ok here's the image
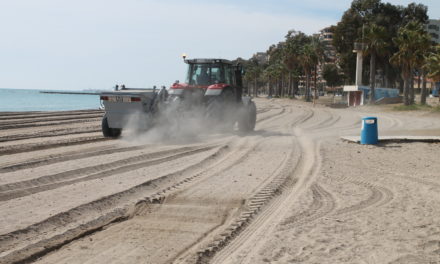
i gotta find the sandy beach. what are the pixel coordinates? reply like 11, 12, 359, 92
1, 98, 440, 264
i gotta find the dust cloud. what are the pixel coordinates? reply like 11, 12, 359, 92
120, 95, 237, 145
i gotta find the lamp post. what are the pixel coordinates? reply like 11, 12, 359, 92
353, 42, 365, 86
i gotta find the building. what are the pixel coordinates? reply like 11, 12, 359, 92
297, 26, 340, 96
319, 27, 337, 62
317, 26, 338, 92
426, 19, 440, 44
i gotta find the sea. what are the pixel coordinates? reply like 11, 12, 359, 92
0, 88, 102, 112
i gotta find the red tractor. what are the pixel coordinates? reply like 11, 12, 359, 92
168, 58, 256, 132
99, 58, 256, 138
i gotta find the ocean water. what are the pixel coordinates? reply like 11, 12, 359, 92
0, 88, 102, 112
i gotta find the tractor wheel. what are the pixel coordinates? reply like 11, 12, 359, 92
238, 101, 256, 132
102, 116, 121, 138
206, 97, 223, 126
102, 116, 112, 138
206, 89, 237, 132
112, 128, 122, 138
221, 89, 238, 128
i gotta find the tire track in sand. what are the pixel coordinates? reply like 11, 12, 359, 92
304, 109, 341, 131
279, 183, 335, 228
255, 105, 286, 123
0, 142, 238, 264
0, 144, 197, 173
197, 117, 328, 264
0, 135, 107, 156
0, 145, 217, 202
318, 148, 395, 216
1, 134, 266, 264
38, 138, 268, 264
24, 104, 300, 264
0, 126, 101, 143
0, 110, 103, 121
0, 116, 101, 130
334, 179, 394, 215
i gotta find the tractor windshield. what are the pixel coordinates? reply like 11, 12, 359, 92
186, 63, 234, 86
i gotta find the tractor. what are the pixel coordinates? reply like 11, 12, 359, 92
168, 58, 256, 132
100, 58, 256, 138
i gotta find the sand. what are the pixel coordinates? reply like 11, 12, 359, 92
0, 98, 439, 264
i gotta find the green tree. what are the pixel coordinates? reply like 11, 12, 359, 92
402, 3, 429, 25
333, 0, 382, 84
322, 64, 343, 87
298, 42, 316, 101
391, 21, 431, 105
421, 44, 440, 103
363, 23, 388, 103
351, 0, 382, 21
333, 8, 362, 84
263, 63, 285, 97
425, 45, 440, 81
284, 30, 309, 97
310, 36, 327, 103
332, 0, 429, 89
266, 43, 286, 97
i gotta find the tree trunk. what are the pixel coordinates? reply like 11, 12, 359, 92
281, 73, 285, 97
268, 77, 272, 97
313, 65, 318, 106
369, 53, 376, 104
403, 72, 410, 106
289, 72, 293, 98
384, 63, 390, 88
277, 79, 281, 97
420, 71, 427, 105
254, 77, 258, 97
293, 80, 298, 97
417, 72, 421, 89
305, 71, 311, 102
399, 78, 404, 93
267, 77, 270, 95
410, 68, 415, 105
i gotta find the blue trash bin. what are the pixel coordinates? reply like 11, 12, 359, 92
361, 117, 378, 144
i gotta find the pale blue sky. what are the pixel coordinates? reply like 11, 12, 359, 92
0, 0, 438, 90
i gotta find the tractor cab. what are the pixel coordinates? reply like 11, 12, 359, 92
169, 58, 243, 102
185, 59, 235, 86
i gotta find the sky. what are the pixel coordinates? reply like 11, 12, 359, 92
0, 0, 438, 90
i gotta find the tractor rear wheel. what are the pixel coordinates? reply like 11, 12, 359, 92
206, 97, 223, 128
238, 101, 256, 132
206, 89, 238, 131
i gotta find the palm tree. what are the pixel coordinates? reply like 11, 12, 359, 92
283, 30, 309, 98
390, 21, 431, 105
424, 44, 440, 102
424, 45, 440, 81
265, 43, 287, 97
298, 42, 316, 102
262, 63, 282, 97
363, 23, 388, 104
243, 58, 262, 97
310, 36, 326, 104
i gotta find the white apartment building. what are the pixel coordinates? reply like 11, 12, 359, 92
426, 19, 440, 44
